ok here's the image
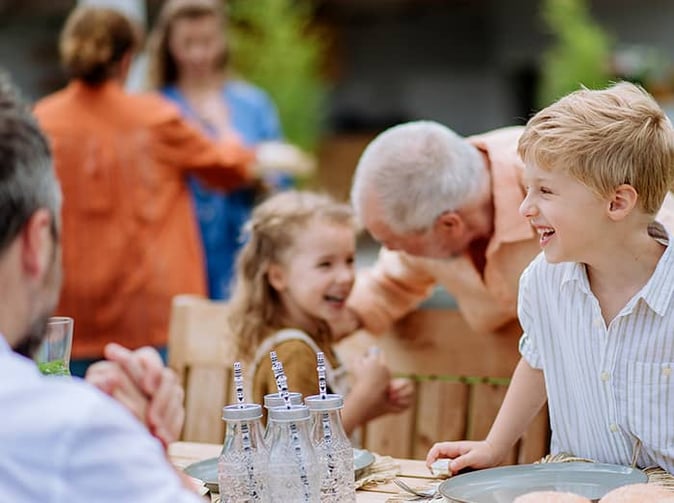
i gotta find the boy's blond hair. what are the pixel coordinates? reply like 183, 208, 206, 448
227, 190, 354, 361
519, 82, 674, 215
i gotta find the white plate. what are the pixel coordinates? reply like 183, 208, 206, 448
439, 462, 647, 502
185, 448, 375, 493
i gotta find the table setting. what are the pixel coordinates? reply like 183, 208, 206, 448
169, 352, 674, 502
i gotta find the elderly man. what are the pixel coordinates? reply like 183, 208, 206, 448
0, 74, 200, 502
348, 120, 674, 336
347, 121, 538, 336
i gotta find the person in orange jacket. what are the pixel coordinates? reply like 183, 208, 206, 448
33, 5, 262, 376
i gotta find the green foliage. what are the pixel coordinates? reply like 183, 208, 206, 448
537, 0, 613, 108
227, 0, 327, 152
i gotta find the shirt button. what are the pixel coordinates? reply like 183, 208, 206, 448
609, 423, 619, 433
663, 367, 672, 377
600, 371, 610, 382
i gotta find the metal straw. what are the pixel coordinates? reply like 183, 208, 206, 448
316, 352, 336, 484
270, 352, 311, 501
270, 351, 292, 409
233, 361, 245, 408
317, 352, 328, 399
231, 362, 260, 501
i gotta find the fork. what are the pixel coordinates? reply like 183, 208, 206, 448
393, 478, 441, 500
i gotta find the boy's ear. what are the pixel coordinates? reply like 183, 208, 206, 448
607, 184, 638, 221
267, 262, 286, 291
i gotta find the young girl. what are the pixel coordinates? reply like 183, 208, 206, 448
228, 190, 414, 435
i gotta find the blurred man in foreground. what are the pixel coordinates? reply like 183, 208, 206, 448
0, 73, 201, 502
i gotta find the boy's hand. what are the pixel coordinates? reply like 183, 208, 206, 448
387, 377, 414, 412
425, 440, 503, 475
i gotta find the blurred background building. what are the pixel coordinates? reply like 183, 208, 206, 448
2, 0, 674, 198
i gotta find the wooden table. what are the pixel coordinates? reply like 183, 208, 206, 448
169, 441, 439, 502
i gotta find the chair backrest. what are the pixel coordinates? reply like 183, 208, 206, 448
335, 308, 550, 463
168, 294, 235, 443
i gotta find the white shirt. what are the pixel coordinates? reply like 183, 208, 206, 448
0, 336, 202, 503
519, 227, 674, 472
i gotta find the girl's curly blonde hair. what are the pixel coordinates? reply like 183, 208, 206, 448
227, 190, 354, 361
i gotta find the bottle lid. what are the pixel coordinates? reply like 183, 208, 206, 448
305, 394, 343, 411
222, 403, 262, 421
268, 404, 311, 422
264, 391, 303, 409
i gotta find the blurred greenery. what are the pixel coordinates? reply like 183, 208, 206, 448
537, 0, 613, 109
228, 0, 327, 152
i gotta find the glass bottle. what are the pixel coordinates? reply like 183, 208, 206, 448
263, 391, 303, 442
305, 394, 356, 502
267, 404, 320, 502
218, 403, 269, 503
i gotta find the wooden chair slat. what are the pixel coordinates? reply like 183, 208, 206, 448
412, 381, 469, 459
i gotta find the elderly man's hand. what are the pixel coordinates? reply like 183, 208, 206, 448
85, 343, 185, 449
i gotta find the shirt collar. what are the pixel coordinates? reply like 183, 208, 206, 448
468, 129, 536, 257
560, 222, 674, 316
0, 333, 11, 355
636, 223, 674, 316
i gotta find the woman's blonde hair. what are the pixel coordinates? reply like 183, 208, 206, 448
519, 81, 674, 215
146, 0, 228, 89
60, 6, 140, 85
228, 190, 354, 361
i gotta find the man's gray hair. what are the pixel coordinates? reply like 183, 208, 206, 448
0, 72, 61, 253
351, 120, 487, 234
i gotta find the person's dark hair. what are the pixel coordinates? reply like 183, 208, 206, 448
0, 71, 61, 253
60, 6, 141, 85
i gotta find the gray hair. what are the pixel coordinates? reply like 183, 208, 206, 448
351, 121, 487, 234
0, 72, 61, 253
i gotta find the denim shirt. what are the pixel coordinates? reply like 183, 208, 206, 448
162, 81, 285, 299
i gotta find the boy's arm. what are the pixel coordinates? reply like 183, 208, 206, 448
426, 358, 546, 473
484, 358, 547, 455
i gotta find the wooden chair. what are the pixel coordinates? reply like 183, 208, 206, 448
335, 308, 550, 464
167, 294, 235, 444
168, 294, 550, 461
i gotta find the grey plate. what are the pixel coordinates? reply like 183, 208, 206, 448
183, 457, 220, 493
354, 448, 376, 481
185, 448, 375, 494
439, 462, 647, 503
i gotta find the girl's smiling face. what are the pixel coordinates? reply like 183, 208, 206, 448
268, 218, 355, 332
